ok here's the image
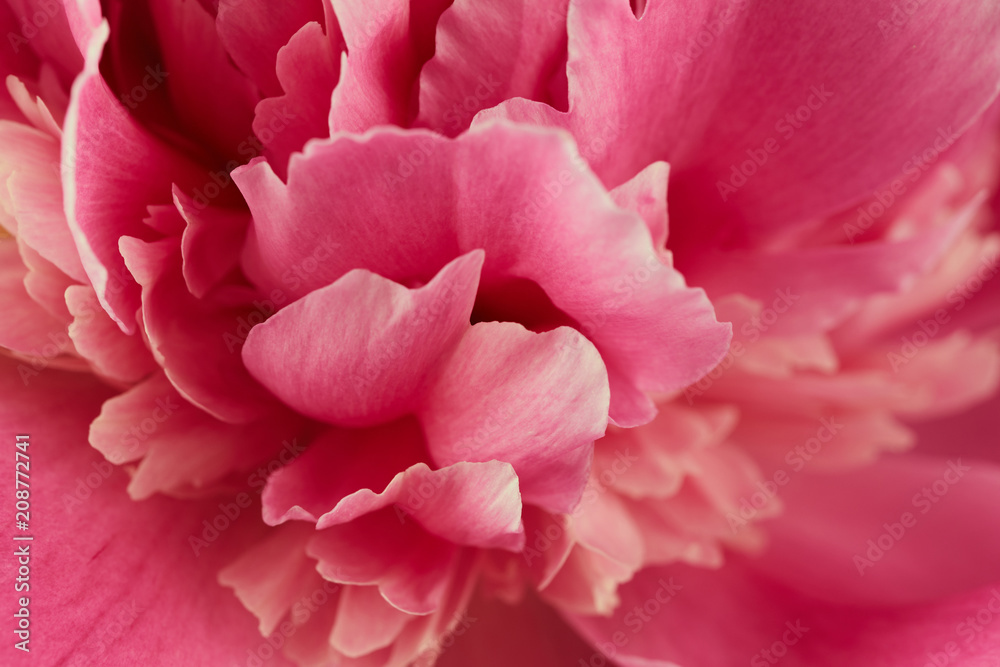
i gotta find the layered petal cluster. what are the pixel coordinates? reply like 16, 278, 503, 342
1, 0, 1000, 666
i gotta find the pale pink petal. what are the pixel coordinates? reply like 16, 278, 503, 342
610, 161, 670, 250
218, 522, 323, 636
307, 511, 461, 615
243, 251, 483, 427
0, 238, 72, 356
65, 284, 157, 384
330, 585, 413, 658
0, 120, 87, 281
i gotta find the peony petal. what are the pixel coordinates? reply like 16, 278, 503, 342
236, 122, 730, 423
0, 356, 277, 665
65, 284, 157, 383
244, 251, 483, 427
327, 0, 450, 133
435, 589, 607, 667
0, 238, 72, 357
751, 452, 1000, 605
307, 510, 461, 615
610, 161, 670, 250
62, 21, 205, 333
483, 0, 1000, 246
420, 321, 608, 515
216, 0, 326, 98
119, 236, 279, 424
1, 120, 86, 281
687, 196, 982, 335
218, 522, 323, 637
146, 0, 258, 157
173, 186, 248, 298
330, 585, 413, 658
567, 559, 1000, 667
253, 21, 341, 175
416, 0, 569, 136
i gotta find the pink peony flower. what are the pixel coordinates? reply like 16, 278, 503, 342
2, 0, 1000, 665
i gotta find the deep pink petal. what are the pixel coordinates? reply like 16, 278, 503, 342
416, 0, 569, 136
119, 236, 279, 423
420, 322, 608, 514
0, 357, 278, 665
751, 453, 1000, 605
62, 22, 205, 333
216, 0, 326, 98
147, 0, 258, 157
327, 0, 450, 133
254, 21, 341, 176
568, 559, 1000, 667
435, 590, 606, 667
174, 187, 248, 298
482, 0, 1000, 246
